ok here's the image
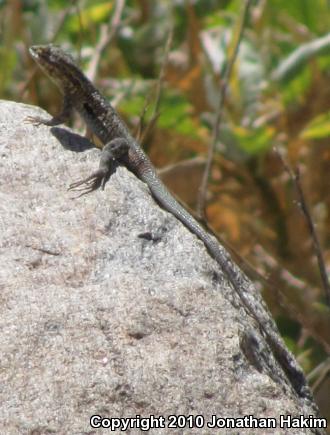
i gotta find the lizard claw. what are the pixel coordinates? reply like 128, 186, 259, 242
24, 115, 43, 126
25, 115, 63, 127
24, 115, 52, 126
68, 170, 107, 197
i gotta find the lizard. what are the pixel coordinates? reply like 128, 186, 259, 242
28, 44, 312, 402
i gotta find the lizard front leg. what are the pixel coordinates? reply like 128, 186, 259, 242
26, 94, 73, 126
68, 137, 129, 196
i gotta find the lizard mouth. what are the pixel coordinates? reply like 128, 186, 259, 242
29, 45, 53, 68
29, 45, 43, 60
29, 45, 76, 69
29, 48, 37, 60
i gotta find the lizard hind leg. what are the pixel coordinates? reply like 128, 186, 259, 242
68, 137, 129, 196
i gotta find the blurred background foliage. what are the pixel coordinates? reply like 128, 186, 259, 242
1, 0, 330, 420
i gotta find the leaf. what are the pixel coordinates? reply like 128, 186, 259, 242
65, 2, 113, 32
272, 33, 330, 83
301, 112, 330, 139
201, 26, 264, 118
119, 90, 205, 140
231, 125, 275, 155
157, 94, 200, 138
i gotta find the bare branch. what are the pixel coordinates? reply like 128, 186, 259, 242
308, 357, 330, 393
86, 0, 126, 82
197, 0, 252, 219
294, 168, 330, 306
276, 149, 330, 307
138, 26, 173, 144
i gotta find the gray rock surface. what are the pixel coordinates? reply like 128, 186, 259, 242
0, 101, 325, 434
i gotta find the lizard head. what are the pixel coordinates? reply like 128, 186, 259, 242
29, 45, 89, 94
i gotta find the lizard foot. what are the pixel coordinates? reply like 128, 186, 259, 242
68, 139, 125, 197
68, 169, 109, 197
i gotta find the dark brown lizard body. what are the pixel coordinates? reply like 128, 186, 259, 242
29, 45, 311, 401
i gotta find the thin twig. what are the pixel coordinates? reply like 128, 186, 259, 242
86, 0, 126, 82
308, 357, 330, 392
294, 168, 330, 306
134, 91, 153, 140
73, 0, 83, 62
197, 0, 252, 219
138, 26, 173, 145
54, 0, 80, 43
276, 149, 330, 307
254, 244, 330, 354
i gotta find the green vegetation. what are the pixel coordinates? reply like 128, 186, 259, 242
1, 0, 330, 419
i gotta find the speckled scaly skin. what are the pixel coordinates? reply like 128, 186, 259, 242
29, 44, 311, 401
